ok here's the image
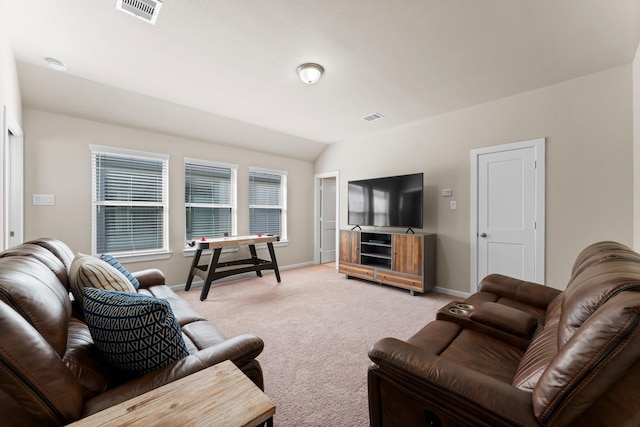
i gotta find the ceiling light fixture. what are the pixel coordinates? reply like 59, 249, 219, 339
297, 63, 324, 84
45, 57, 67, 72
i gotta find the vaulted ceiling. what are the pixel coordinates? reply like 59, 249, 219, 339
5, 1, 640, 161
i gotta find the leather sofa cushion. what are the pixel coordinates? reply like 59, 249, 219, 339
83, 288, 189, 377
63, 317, 118, 399
407, 321, 525, 385
69, 254, 136, 309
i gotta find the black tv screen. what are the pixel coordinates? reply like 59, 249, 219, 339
348, 173, 423, 228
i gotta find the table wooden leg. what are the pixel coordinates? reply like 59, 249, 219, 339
200, 248, 222, 301
267, 242, 281, 283
248, 244, 263, 277
185, 249, 202, 291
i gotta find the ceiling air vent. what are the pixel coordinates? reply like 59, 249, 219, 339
361, 112, 385, 122
116, 0, 163, 25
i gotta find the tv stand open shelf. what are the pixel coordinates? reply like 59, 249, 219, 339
339, 230, 436, 295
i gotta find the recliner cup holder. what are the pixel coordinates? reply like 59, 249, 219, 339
449, 303, 475, 316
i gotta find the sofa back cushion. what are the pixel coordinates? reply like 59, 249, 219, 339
532, 291, 640, 426
570, 241, 640, 280
0, 243, 70, 287
0, 300, 84, 426
0, 255, 71, 356
27, 237, 75, 273
559, 255, 640, 346
512, 297, 561, 391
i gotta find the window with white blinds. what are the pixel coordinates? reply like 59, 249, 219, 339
185, 159, 237, 241
249, 167, 287, 240
91, 146, 169, 257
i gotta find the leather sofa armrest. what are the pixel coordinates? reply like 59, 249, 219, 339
469, 302, 538, 339
81, 334, 264, 418
368, 337, 538, 426
132, 268, 166, 289
479, 274, 562, 309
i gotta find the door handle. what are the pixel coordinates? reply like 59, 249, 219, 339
480, 233, 487, 238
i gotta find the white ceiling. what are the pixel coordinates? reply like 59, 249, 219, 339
5, 1, 640, 161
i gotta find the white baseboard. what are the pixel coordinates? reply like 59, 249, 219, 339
432, 286, 470, 299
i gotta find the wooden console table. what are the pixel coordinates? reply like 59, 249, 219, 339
67, 360, 275, 427
185, 235, 281, 301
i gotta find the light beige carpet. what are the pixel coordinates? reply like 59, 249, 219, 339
176, 263, 454, 426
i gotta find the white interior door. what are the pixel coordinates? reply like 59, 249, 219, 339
320, 177, 336, 263
471, 138, 545, 291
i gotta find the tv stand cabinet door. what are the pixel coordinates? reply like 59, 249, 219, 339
392, 235, 423, 276
339, 230, 360, 264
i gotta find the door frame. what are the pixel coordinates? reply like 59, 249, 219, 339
313, 171, 340, 267
3, 106, 24, 251
469, 138, 545, 292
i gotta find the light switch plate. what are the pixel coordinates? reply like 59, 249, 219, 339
33, 194, 55, 206
450, 200, 457, 210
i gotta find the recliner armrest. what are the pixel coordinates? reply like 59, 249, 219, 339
469, 302, 538, 339
479, 274, 562, 310
132, 268, 166, 289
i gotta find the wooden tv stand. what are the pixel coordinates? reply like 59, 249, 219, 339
338, 230, 436, 295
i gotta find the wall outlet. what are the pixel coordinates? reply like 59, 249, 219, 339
450, 200, 457, 210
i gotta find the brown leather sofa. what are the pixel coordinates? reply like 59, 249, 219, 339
368, 241, 640, 426
0, 238, 265, 426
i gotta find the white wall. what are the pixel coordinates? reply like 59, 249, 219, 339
23, 109, 315, 286
316, 66, 633, 293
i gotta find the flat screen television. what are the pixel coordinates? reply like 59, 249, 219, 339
347, 172, 423, 229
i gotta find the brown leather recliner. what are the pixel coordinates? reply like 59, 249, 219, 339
0, 238, 265, 426
368, 241, 640, 426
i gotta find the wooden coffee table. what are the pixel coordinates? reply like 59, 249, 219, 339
68, 360, 275, 427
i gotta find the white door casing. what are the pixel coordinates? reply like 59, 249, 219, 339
320, 177, 337, 263
470, 138, 545, 292
313, 171, 340, 266
3, 106, 24, 250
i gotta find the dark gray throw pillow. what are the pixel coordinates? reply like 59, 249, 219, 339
83, 287, 188, 377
